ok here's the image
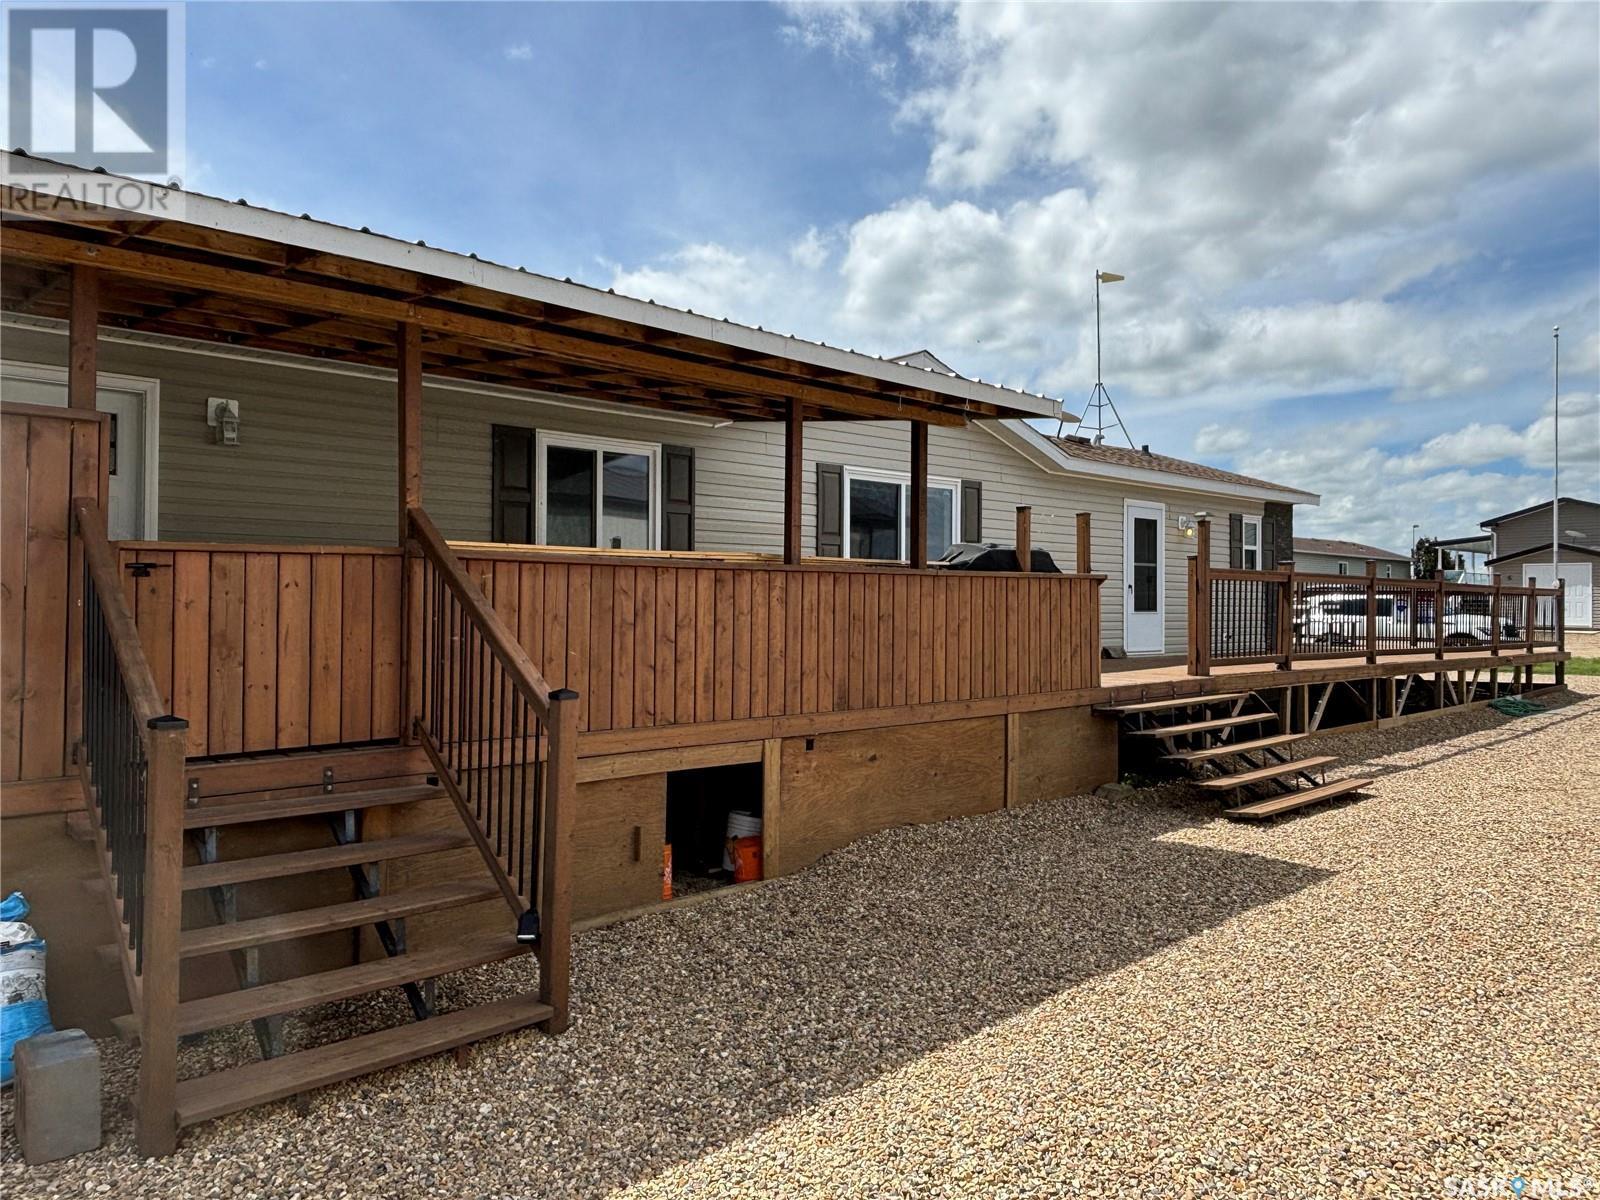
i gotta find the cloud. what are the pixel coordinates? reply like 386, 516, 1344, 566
789, 227, 832, 271
604, 2, 1597, 552
1193, 425, 1250, 456
504, 42, 533, 62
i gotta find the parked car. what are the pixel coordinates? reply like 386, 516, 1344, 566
1293, 590, 1519, 648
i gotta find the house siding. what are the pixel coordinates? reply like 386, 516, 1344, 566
1, 325, 1272, 656
1490, 501, 1600, 560
1295, 551, 1408, 578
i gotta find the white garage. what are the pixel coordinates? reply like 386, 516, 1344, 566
1522, 560, 1595, 629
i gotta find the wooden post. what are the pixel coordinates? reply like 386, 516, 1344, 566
538, 688, 579, 1034
397, 322, 422, 541
909, 421, 929, 568
1364, 559, 1378, 664
397, 322, 422, 742
1490, 573, 1502, 657
783, 400, 803, 565
1433, 569, 1445, 660
1277, 559, 1295, 670
1075, 512, 1092, 575
1524, 584, 1535, 653
1014, 506, 1032, 573
1555, 578, 1566, 686
68, 266, 99, 410
136, 716, 188, 1158
1190, 517, 1212, 677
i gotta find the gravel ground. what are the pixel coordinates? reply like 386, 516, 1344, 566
5, 680, 1598, 1199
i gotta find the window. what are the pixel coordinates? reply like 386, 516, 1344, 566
535, 431, 660, 550
1337, 561, 1349, 576
842, 467, 959, 562
1240, 515, 1262, 570
1382, 563, 1393, 578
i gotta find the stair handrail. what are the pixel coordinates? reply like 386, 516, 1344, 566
72, 497, 187, 1157
405, 504, 575, 1034
408, 506, 553, 718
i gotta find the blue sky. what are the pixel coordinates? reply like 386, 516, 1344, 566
178, 2, 1598, 553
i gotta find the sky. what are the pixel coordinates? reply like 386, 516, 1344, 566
175, 0, 1599, 554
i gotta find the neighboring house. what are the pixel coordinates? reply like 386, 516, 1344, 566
0, 326, 1316, 659
1480, 497, 1598, 629
1292, 538, 1410, 579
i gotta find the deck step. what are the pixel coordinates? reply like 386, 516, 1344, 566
1096, 692, 1250, 716
1164, 734, 1306, 764
180, 880, 503, 958
171, 934, 529, 1036
174, 990, 553, 1127
1197, 756, 1337, 790
184, 784, 444, 830
1224, 777, 1373, 820
1127, 712, 1278, 738
182, 832, 470, 890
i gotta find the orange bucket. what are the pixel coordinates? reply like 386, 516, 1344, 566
730, 835, 762, 883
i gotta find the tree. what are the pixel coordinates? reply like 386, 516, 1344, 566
1412, 538, 1460, 578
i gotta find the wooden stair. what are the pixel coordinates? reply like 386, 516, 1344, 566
1098, 691, 1371, 821
1223, 777, 1373, 820
173, 991, 554, 1127
120, 765, 554, 1134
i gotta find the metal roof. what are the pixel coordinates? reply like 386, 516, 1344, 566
0, 151, 1064, 425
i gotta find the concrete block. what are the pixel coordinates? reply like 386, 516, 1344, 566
13, 1029, 101, 1164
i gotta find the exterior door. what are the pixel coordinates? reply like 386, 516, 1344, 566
1124, 501, 1165, 653
1523, 561, 1593, 629
0, 369, 148, 540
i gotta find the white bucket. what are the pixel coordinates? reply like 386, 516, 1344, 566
722, 810, 763, 870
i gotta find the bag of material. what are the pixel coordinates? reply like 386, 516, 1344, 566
0, 892, 54, 1086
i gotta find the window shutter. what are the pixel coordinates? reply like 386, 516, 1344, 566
1228, 512, 1244, 569
960, 479, 983, 542
491, 425, 535, 544
662, 444, 695, 551
1262, 501, 1293, 570
816, 463, 844, 557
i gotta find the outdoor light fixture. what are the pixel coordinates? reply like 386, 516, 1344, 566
1177, 514, 1197, 538
207, 397, 241, 446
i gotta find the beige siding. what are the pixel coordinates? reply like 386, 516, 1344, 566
1493, 502, 1600, 559
1296, 551, 1407, 578
1, 326, 1273, 655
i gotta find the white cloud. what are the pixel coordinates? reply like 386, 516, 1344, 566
504, 43, 533, 62
789, 227, 832, 271
1193, 425, 1250, 456
605, 3, 1598, 550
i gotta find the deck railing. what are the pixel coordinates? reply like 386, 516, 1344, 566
1188, 518, 1564, 676
74, 498, 188, 1157
407, 507, 575, 1032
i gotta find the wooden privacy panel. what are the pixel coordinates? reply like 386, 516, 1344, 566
115, 544, 403, 757
458, 554, 1102, 736
1, 405, 106, 783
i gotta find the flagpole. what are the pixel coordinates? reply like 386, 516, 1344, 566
1552, 326, 1560, 584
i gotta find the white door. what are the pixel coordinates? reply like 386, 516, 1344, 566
1124, 501, 1165, 653
1523, 561, 1594, 629
0, 370, 150, 540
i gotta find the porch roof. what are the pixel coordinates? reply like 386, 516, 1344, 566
0, 152, 1064, 427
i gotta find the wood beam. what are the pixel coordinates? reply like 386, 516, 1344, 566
68, 265, 99, 409
1015, 505, 1032, 573
1, 226, 976, 424
909, 421, 929, 568
784, 399, 804, 565
397, 322, 422, 543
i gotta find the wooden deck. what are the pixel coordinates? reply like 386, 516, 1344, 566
1101, 646, 1566, 704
